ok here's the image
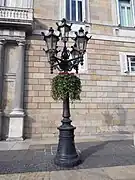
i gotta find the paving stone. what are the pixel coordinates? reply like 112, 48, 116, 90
104, 166, 135, 180
0, 150, 19, 161
0, 174, 20, 180
19, 172, 50, 180
29, 145, 46, 150
0, 142, 16, 151
45, 149, 52, 155
13, 150, 28, 161
11, 143, 30, 150
50, 169, 112, 180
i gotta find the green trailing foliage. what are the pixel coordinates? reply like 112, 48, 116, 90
51, 73, 82, 101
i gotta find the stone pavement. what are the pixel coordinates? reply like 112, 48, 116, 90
0, 133, 135, 179
0, 132, 133, 151
1, 165, 135, 180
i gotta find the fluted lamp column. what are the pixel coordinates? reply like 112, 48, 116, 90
7, 40, 25, 141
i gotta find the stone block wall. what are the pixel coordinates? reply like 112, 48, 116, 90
20, 0, 135, 139
34, 0, 112, 23
24, 38, 135, 139
1, 0, 132, 140
90, 0, 112, 24
33, 0, 114, 36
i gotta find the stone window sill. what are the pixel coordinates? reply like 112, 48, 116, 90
114, 26, 135, 37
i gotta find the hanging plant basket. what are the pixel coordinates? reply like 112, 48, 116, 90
51, 72, 82, 101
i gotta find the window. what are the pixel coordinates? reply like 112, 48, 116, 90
127, 56, 135, 72
117, 0, 134, 27
66, 0, 86, 22
119, 52, 135, 74
0, 0, 32, 8
0, 0, 5, 6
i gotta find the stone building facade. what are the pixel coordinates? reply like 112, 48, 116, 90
1, 0, 135, 140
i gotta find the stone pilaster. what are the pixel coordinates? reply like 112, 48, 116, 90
7, 40, 25, 141
0, 39, 5, 140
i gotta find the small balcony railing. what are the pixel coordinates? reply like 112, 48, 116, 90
0, 7, 33, 24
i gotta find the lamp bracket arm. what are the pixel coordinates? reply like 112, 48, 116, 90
53, 56, 64, 63
69, 65, 74, 71
53, 56, 61, 64
52, 63, 59, 68
43, 48, 48, 54
68, 57, 81, 62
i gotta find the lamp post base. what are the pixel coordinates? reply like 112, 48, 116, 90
54, 119, 81, 167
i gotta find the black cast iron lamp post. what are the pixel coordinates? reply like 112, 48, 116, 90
42, 18, 91, 167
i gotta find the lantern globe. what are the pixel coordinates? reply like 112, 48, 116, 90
43, 27, 59, 51
75, 27, 89, 53
57, 18, 72, 41
70, 44, 80, 59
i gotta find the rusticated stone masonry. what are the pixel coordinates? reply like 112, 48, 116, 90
23, 38, 135, 139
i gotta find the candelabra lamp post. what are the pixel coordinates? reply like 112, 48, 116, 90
42, 18, 91, 167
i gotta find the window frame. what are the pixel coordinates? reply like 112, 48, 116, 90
60, 0, 89, 23
120, 52, 135, 75
127, 55, 135, 73
0, 0, 6, 6
116, 0, 135, 27
0, 0, 33, 8
119, 0, 134, 27
66, 0, 85, 22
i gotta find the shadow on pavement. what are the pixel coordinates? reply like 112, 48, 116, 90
0, 140, 135, 174
80, 141, 109, 163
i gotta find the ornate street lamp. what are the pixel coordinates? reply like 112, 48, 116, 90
42, 18, 91, 167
